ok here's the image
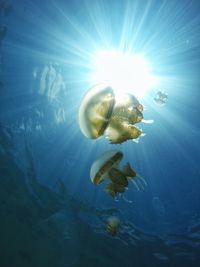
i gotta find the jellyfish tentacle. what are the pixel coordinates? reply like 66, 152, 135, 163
134, 178, 145, 190
142, 119, 154, 124
122, 194, 133, 204
114, 196, 120, 202
136, 174, 147, 187
130, 179, 140, 191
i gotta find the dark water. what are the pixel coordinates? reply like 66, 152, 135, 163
0, 0, 200, 266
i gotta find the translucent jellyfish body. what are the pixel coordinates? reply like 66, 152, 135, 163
78, 84, 145, 144
90, 150, 147, 198
154, 91, 168, 105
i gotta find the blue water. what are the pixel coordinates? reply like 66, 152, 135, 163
0, 0, 200, 266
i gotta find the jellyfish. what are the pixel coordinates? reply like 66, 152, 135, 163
152, 197, 165, 217
154, 91, 168, 105
90, 150, 147, 199
106, 216, 120, 235
78, 84, 145, 144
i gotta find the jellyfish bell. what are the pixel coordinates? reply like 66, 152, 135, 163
115, 93, 143, 109
107, 216, 120, 227
154, 98, 165, 105
158, 91, 168, 98
106, 216, 120, 235
90, 150, 123, 185
154, 91, 168, 105
78, 84, 115, 139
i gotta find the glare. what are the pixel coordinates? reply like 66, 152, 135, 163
91, 50, 155, 99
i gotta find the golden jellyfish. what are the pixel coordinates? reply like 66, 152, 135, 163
78, 84, 146, 144
106, 216, 120, 235
90, 150, 147, 199
154, 91, 168, 105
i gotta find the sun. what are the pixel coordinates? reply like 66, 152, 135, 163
90, 50, 155, 99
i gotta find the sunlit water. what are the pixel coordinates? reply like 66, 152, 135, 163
0, 1, 200, 266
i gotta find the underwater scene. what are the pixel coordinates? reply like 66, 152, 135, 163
0, 0, 200, 266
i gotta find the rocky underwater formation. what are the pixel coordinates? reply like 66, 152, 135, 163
0, 124, 116, 267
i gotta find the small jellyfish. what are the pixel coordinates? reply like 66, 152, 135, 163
106, 216, 120, 235
154, 91, 168, 105
152, 197, 165, 217
90, 150, 147, 199
78, 84, 145, 144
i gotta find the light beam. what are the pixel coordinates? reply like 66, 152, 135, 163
91, 50, 155, 99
